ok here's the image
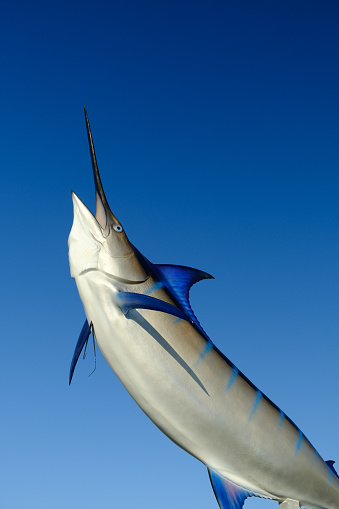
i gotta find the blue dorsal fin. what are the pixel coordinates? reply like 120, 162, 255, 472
155, 264, 214, 339
131, 246, 213, 341
69, 320, 91, 385
208, 469, 254, 509
326, 460, 339, 478
116, 292, 192, 323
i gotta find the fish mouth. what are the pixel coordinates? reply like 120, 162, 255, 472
79, 267, 148, 285
84, 107, 122, 236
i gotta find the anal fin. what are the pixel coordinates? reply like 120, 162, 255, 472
208, 469, 254, 509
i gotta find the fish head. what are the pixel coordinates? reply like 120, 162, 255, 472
68, 109, 148, 283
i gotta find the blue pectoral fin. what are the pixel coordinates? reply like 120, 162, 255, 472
208, 469, 254, 509
116, 292, 192, 323
69, 320, 92, 385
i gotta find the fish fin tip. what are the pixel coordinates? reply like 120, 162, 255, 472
326, 460, 339, 478
69, 320, 91, 385
156, 264, 214, 289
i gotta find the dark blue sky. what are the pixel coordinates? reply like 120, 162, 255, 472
1, 1, 339, 508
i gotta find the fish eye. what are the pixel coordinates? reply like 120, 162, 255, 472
113, 224, 123, 233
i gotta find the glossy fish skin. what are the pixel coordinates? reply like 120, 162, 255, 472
68, 109, 339, 509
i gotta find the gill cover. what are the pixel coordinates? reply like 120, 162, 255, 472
68, 109, 147, 282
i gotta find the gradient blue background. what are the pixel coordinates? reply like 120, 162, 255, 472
1, 1, 338, 508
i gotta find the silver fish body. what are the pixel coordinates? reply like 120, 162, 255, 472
68, 110, 339, 509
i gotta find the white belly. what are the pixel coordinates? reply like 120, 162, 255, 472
74, 269, 339, 509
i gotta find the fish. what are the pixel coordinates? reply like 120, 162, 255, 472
68, 108, 339, 509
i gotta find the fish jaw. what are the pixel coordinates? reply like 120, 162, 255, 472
68, 191, 148, 282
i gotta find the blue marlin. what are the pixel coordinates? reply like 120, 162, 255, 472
68, 109, 339, 509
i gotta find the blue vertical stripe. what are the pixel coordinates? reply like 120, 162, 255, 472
249, 391, 262, 421
227, 367, 238, 390
326, 468, 333, 490
194, 342, 213, 366
145, 281, 163, 294
295, 430, 303, 455
279, 410, 284, 427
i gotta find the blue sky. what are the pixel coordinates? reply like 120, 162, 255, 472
1, 1, 339, 508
